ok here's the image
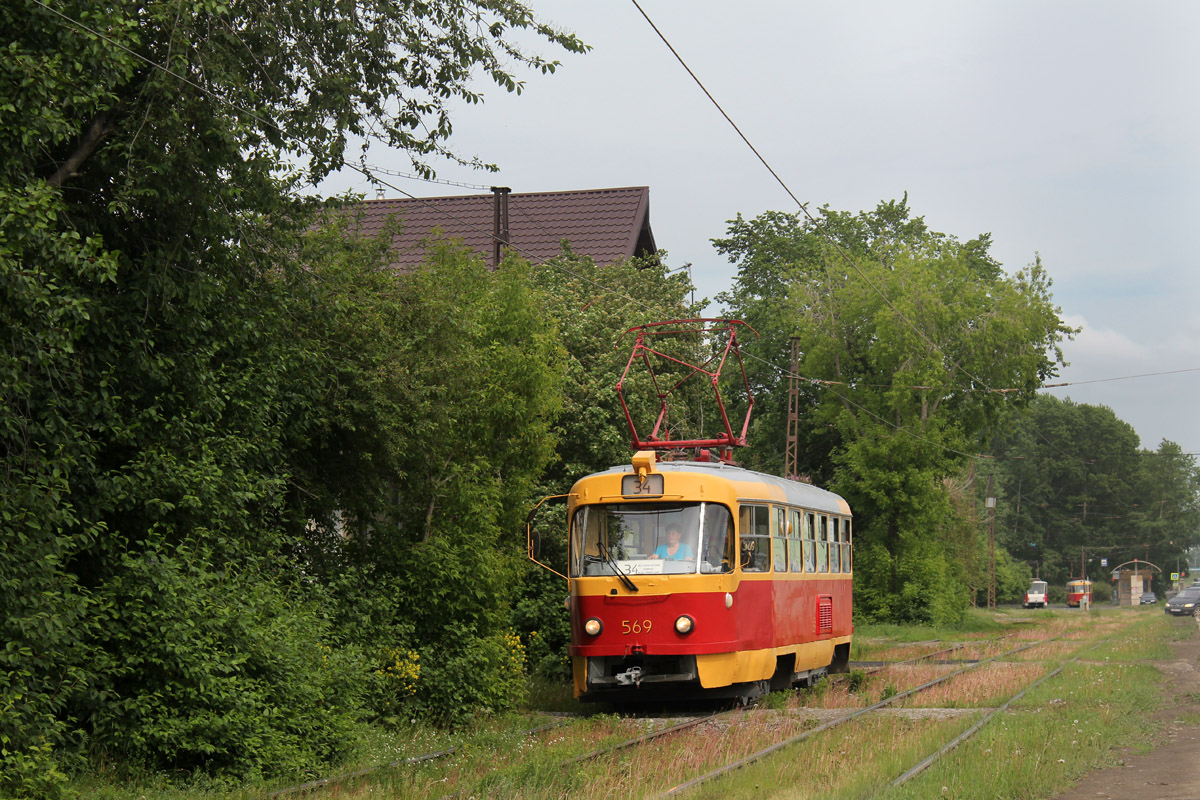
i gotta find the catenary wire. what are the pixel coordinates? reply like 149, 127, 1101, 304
37, 1, 1199, 466
628, 0, 1003, 398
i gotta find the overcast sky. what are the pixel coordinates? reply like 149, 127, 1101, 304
319, 0, 1200, 455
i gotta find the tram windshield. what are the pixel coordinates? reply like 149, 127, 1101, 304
569, 502, 735, 577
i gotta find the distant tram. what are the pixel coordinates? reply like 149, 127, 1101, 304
1066, 579, 1093, 608
562, 450, 853, 702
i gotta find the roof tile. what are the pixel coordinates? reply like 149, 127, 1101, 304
353, 186, 656, 269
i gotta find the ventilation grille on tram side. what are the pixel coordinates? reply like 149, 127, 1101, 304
816, 595, 833, 635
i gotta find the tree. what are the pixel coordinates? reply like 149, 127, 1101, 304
1, 1, 583, 794
988, 394, 1200, 588
295, 234, 564, 724
715, 198, 1072, 623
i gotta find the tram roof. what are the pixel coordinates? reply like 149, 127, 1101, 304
587, 459, 850, 515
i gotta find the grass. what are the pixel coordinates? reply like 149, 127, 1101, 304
68, 609, 1187, 799
670, 614, 1172, 800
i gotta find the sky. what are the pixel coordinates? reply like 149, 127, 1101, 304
318, 0, 1200, 455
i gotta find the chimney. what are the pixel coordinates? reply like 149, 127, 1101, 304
491, 186, 511, 268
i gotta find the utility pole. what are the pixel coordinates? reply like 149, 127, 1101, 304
987, 474, 996, 610
966, 461, 977, 607
785, 338, 800, 480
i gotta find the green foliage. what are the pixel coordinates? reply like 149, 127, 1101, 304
400, 627, 528, 725
529, 248, 699, 492
1, 0, 583, 794
286, 238, 564, 728
512, 563, 573, 681
991, 541, 1035, 604
988, 394, 1200, 589
716, 198, 1072, 624
87, 543, 361, 779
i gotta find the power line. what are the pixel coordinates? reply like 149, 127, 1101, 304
42, 2, 1196, 466
631, 0, 1114, 476
356, 163, 492, 192
629, 0, 1003, 399
1042, 366, 1200, 389
630, 2, 1134, 474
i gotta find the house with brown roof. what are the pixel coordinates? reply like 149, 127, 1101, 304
354, 186, 657, 269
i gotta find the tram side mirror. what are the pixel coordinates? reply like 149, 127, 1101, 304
524, 493, 570, 582
530, 529, 542, 560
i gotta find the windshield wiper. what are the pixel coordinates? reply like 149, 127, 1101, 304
598, 539, 638, 592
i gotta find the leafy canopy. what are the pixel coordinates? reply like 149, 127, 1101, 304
716, 198, 1073, 623
2, 0, 583, 794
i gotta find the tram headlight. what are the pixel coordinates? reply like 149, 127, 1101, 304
674, 615, 695, 635
584, 617, 603, 636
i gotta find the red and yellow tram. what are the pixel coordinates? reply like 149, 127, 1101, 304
1066, 579, 1092, 608
563, 450, 852, 702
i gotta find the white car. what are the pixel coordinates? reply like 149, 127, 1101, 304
1024, 580, 1049, 608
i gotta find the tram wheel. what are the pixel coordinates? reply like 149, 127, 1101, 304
738, 679, 770, 706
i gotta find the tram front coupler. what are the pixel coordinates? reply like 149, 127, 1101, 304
615, 666, 644, 687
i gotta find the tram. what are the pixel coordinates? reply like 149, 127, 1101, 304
562, 449, 853, 702
1066, 579, 1093, 608
529, 320, 853, 702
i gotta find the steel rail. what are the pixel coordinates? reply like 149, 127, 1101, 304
850, 632, 1015, 676
498, 638, 979, 790
266, 720, 567, 798
569, 635, 985, 771
655, 636, 1055, 797
890, 637, 1110, 787
435, 709, 736, 799
449, 637, 1006, 797
563, 711, 723, 765
855, 641, 970, 673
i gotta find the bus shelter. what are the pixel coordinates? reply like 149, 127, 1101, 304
1110, 560, 1162, 606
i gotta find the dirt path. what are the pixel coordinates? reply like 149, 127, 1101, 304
1050, 615, 1200, 800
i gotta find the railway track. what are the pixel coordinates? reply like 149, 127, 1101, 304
425, 638, 991, 798
269, 630, 1106, 799
656, 636, 1055, 796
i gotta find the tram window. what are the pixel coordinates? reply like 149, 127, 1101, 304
569, 508, 587, 576
700, 503, 735, 573
738, 504, 771, 572
816, 515, 829, 573
803, 511, 816, 573
570, 503, 703, 577
842, 518, 852, 572
788, 509, 803, 572
830, 518, 840, 572
772, 506, 787, 572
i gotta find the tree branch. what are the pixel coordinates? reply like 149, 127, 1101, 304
48, 112, 112, 188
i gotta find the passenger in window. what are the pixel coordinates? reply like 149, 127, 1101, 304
655, 524, 695, 561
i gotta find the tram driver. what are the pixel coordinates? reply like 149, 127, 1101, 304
654, 524, 695, 561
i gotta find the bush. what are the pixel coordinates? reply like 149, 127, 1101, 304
86, 543, 361, 780
398, 626, 527, 725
